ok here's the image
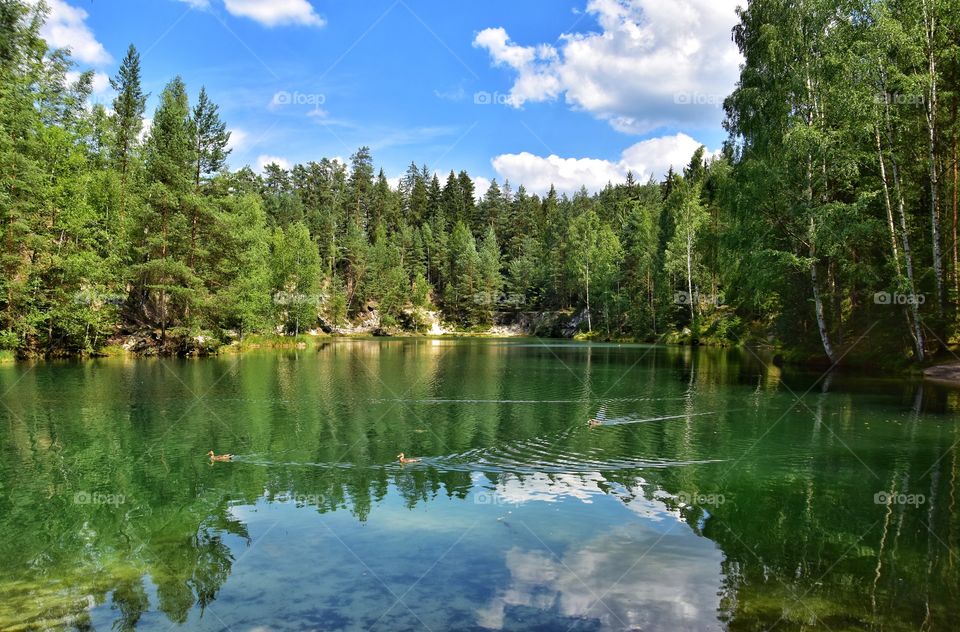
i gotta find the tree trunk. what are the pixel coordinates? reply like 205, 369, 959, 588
585, 264, 592, 332
648, 268, 656, 336
923, 0, 944, 316
161, 204, 168, 342
189, 205, 198, 271
686, 227, 695, 326
804, 61, 835, 364
876, 127, 903, 277
810, 218, 837, 364
884, 107, 926, 362
953, 100, 958, 302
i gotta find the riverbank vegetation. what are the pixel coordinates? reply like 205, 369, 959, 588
2, 0, 959, 368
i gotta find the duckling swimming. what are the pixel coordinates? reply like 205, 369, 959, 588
588, 419, 603, 428
208, 450, 233, 462
397, 452, 420, 464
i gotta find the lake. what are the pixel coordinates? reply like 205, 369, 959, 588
0, 339, 958, 631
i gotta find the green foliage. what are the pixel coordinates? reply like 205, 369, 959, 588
443, 221, 482, 326
0, 330, 18, 350
4, 0, 960, 365
271, 222, 321, 335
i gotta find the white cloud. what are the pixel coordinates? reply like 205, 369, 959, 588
138, 118, 153, 144
90, 71, 111, 94
226, 128, 248, 152
491, 132, 709, 195
256, 154, 292, 172
223, 0, 324, 27
473, 176, 492, 200
175, 0, 324, 27
35, 0, 112, 65
66, 70, 111, 96
473, 0, 742, 134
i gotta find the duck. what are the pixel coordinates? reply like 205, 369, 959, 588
397, 453, 420, 464
588, 418, 603, 428
207, 450, 233, 462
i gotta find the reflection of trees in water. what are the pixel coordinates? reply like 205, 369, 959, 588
699, 382, 960, 630
1, 345, 958, 630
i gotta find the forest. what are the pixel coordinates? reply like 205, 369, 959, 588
2, 0, 959, 368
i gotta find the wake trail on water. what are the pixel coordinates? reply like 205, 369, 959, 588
592, 409, 740, 426
369, 396, 690, 404
233, 408, 731, 474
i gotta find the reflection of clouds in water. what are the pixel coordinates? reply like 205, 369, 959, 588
478, 473, 680, 525
476, 473, 723, 631
475, 471, 606, 504
477, 529, 724, 631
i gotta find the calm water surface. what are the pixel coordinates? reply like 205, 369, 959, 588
0, 339, 958, 631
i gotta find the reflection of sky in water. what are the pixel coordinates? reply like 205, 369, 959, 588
86, 473, 722, 631
478, 531, 722, 631
476, 472, 723, 631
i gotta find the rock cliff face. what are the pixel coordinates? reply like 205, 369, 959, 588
116, 330, 221, 356
491, 309, 589, 338
105, 308, 595, 357
323, 308, 591, 338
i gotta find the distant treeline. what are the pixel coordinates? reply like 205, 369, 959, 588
2, 0, 959, 367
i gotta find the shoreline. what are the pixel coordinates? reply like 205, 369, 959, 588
1, 330, 739, 362
922, 363, 960, 387
6, 336, 960, 390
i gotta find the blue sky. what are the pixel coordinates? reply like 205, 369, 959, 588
41, 0, 743, 194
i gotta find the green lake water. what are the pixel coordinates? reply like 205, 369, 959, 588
0, 339, 958, 631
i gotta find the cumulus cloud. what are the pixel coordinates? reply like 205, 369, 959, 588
225, 0, 324, 27
34, 0, 112, 65
491, 132, 710, 195
473, 0, 741, 134
226, 128, 248, 152
181, 0, 325, 27
138, 118, 153, 144
473, 176, 492, 200
65, 70, 111, 97
256, 154, 292, 172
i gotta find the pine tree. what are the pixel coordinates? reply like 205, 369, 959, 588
191, 86, 231, 188
444, 221, 481, 326
110, 44, 146, 176
477, 225, 502, 323
135, 76, 199, 340
110, 44, 147, 223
